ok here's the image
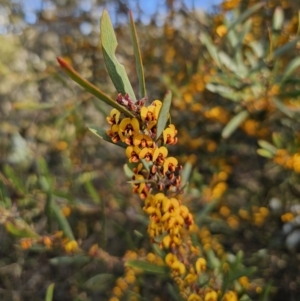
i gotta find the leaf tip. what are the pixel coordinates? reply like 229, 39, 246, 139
129, 10, 134, 19
57, 57, 68, 69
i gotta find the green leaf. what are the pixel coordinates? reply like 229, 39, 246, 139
219, 51, 238, 73
125, 260, 168, 274
57, 57, 134, 118
206, 249, 221, 268
133, 230, 144, 237
38, 157, 51, 179
240, 294, 252, 301
228, 266, 257, 283
272, 132, 283, 148
152, 243, 166, 259
273, 97, 295, 118
5, 220, 39, 238
141, 159, 151, 172
49, 255, 90, 265
156, 91, 172, 141
45, 283, 55, 301
0, 180, 11, 208
195, 200, 218, 225
84, 273, 115, 292
226, 2, 266, 33
281, 56, 300, 83
13, 102, 55, 110
206, 84, 240, 101
129, 11, 146, 98
273, 7, 284, 31
272, 37, 300, 59
4, 165, 26, 194
222, 266, 257, 295
87, 124, 127, 148
235, 18, 253, 50
153, 231, 168, 243
181, 161, 193, 187
257, 149, 274, 158
260, 281, 273, 301
278, 90, 300, 97
123, 164, 134, 178
257, 140, 277, 154
51, 200, 75, 241
200, 32, 221, 68
222, 110, 249, 139
100, 10, 136, 101
167, 283, 184, 301
84, 180, 101, 204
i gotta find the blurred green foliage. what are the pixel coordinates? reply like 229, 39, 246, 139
1, 0, 300, 300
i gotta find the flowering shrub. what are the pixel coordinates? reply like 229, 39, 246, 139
56, 10, 257, 301
1, 1, 300, 300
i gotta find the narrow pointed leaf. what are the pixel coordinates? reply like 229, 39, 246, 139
281, 56, 300, 83
167, 283, 184, 301
260, 282, 273, 301
206, 84, 240, 101
129, 11, 146, 98
235, 18, 253, 50
222, 110, 249, 139
123, 164, 134, 178
257, 140, 277, 154
273, 7, 284, 31
227, 2, 266, 33
200, 32, 221, 68
272, 37, 300, 59
125, 260, 168, 274
45, 283, 55, 301
219, 51, 238, 73
5, 220, 39, 238
195, 200, 218, 224
87, 124, 127, 148
84, 273, 115, 291
133, 230, 144, 237
156, 91, 172, 140
51, 200, 75, 241
257, 149, 274, 158
57, 57, 134, 118
50, 255, 89, 265
141, 159, 151, 172
181, 161, 193, 186
228, 266, 257, 283
273, 97, 294, 118
4, 165, 26, 194
100, 10, 136, 100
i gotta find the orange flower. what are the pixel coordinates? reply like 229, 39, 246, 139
126, 146, 141, 163
195, 258, 207, 273
133, 133, 153, 148
153, 146, 168, 164
107, 124, 121, 143
163, 124, 178, 145
163, 157, 178, 173
132, 174, 147, 195
171, 259, 186, 276
106, 108, 121, 125
139, 147, 154, 162
119, 118, 140, 144
141, 100, 162, 122
165, 252, 178, 266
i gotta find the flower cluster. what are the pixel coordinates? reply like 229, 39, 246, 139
105, 94, 239, 300
107, 93, 180, 198
273, 149, 300, 173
